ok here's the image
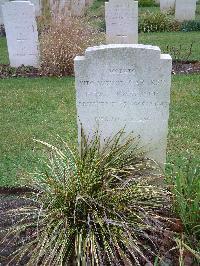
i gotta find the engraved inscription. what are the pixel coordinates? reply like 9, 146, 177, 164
109, 67, 136, 74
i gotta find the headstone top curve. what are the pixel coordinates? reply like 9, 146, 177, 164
75, 44, 172, 61
86, 44, 161, 51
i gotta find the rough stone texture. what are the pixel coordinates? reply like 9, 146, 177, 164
75, 44, 172, 166
71, 0, 85, 16
50, 0, 71, 16
160, 0, 175, 12
2, 1, 40, 67
85, 0, 94, 6
29, 0, 42, 16
175, 0, 196, 22
50, 0, 86, 16
0, 0, 8, 25
105, 0, 138, 44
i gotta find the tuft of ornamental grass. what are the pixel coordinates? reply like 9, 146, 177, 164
2, 130, 172, 265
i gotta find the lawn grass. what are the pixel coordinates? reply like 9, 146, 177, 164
0, 77, 77, 186
139, 31, 200, 61
167, 74, 200, 164
0, 74, 199, 187
0, 37, 9, 65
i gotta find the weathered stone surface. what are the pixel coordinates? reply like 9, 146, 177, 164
85, 0, 94, 6
175, 0, 196, 22
105, 0, 138, 44
75, 44, 172, 166
50, 0, 71, 16
160, 0, 175, 12
50, 0, 86, 17
71, 0, 85, 16
0, 0, 8, 25
29, 0, 41, 16
2, 1, 40, 67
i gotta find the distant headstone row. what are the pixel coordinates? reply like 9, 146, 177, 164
160, 0, 197, 22
105, 0, 198, 45
2, 0, 198, 68
0, 0, 95, 26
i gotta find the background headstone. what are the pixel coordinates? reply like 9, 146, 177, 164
160, 0, 175, 12
71, 0, 85, 16
75, 44, 172, 166
50, 0, 71, 16
105, 0, 138, 44
175, 0, 196, 22
85, 0, 94, 7
29, 0, 42, 16
0, 0, 8, 25
2, 1, 40, 67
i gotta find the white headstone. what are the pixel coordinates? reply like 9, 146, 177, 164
105, 0, 138, 44
75, 44, 172, 166
85, 0, 94, 6
13, 0, 41, 16
0, 0, 8, 25
2, 1, 40, 67
160, 0, 175, 12
29, 0, 41, 16
50, 0, 71, 16
175, 0, 196, 22
71, 0, 85, 16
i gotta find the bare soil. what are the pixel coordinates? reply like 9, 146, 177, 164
0, 193, 32, 265
172, 61, 200, 74
0, 61, 200, 78
0, 187, 199, 266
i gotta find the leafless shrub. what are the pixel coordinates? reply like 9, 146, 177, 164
165, 43, 194, 62
40, 16, 102, 76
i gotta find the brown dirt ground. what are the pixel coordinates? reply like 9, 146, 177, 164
0, 61, 200, 78
0, 187, 199, 266
0, 193, 33, 265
